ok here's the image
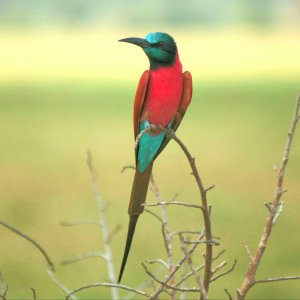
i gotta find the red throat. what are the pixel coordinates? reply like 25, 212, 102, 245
141, 52, 183, 128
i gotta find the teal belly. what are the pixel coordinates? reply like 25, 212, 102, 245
137, 121, 165, 173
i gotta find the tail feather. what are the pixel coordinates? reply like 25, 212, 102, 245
117, 215, 139, 284
118, 163, 153, 283
128, 163, 153, 215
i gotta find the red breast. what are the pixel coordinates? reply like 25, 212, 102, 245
141, 52, 183, 127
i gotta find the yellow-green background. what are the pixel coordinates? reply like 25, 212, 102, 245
0, 1, 299, 299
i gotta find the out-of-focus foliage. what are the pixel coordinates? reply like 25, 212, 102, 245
0, 0, 299, 28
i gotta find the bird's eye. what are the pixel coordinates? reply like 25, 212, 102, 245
152, 41, 163, 48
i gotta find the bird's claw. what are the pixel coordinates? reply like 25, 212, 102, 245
166, 128, 175, 140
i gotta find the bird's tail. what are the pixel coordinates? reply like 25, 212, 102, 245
117, 163, 153, 283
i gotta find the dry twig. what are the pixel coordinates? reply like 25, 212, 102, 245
254, 275, 300, 284
30, 288, 36, 300
136, 124, 214, 298
0, 220, 54, 271
178, 233, 207, 297
47, 268, 78, 300
86, 150, 119, 299
61, 252, 106, 265
0, 273, 8, 300
65, 283, 149, 300
149, 173, 177, 299
175, 249, 226, 288
236, 94, 300, 299
58, 152, 119, 299
142, 263, 204, 294
210, 260, 237, 283
143, 201, 202, 209
147, 233, 206, 299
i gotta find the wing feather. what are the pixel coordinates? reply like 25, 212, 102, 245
133, 70, 150, 138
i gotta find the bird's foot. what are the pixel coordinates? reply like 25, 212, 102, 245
165, 128, 175, 140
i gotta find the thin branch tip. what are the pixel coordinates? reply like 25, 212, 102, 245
205, 184, 215, 193
236, 93, 300, 299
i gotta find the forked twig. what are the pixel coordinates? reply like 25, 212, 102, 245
136, 124, 214, 298
149, 173, 177, 299
178, 233, 206, 296
148, 233, 206, 299
47, 268, 78, 300
210, 260, 237, 283
236, 94, 300, 299
86, 150, 119, 299
141, 263, 204, 294
175, 249, 226, 288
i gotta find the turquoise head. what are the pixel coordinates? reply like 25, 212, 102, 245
119, 32, 177, 69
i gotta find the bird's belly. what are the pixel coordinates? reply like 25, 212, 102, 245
142, 70, 183, 127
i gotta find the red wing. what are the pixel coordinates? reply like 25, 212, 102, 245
154, 71, 193, 158
133, 70, 150, 138
171, 71, 193, 132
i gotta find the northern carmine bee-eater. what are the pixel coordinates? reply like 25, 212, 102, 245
118, 32, 192, 283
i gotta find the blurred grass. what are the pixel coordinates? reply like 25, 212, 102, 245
0, 28, 300, 82
0, 29, 299, 299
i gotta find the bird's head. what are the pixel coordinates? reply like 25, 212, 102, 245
119, 32, 177, 69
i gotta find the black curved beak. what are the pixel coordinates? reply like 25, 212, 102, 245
119, 37, 150, 49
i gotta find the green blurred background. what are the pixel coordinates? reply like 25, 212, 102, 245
0, 1, 299, 299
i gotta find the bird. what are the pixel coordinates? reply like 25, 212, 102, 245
118, 32, 193, 283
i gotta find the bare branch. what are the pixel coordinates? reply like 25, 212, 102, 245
60, 220, 98, 226
145, 259, 169, 269
175, 249, 226, 288
149, 233, 204, 299
178, 234, 206, 297
141, 263, 203, 294
0, 220, 54, 271
47, 268, 78, 300
254, 275, 300, 285
243, 241, 253, 261
236, 94, 300, 299
65, 283, 149, 300
163, 127, 213, 294
272, 201, 284, 225
179, 260, 187, 300
86, 150, 118, 299
183, 239, 220, 246
143, 201, 202, 209
144, 208, 163, 223
31, 288, 36, 300
149, 173, 177, 299
205, 185, 215, 193
135, 124, 214, 294
107, 224, 122, 242
210, 260, 237, 283
170, 230, 205, 238
0, 273, 8, 300
224, 288, 233, 300
121, 165, 135, 173
61, 252, 106, 265
211, 261, 227, 275
124, 267, 165, 300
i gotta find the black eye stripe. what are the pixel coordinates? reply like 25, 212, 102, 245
151, 41, 176, 55
152, 41, 163, 47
